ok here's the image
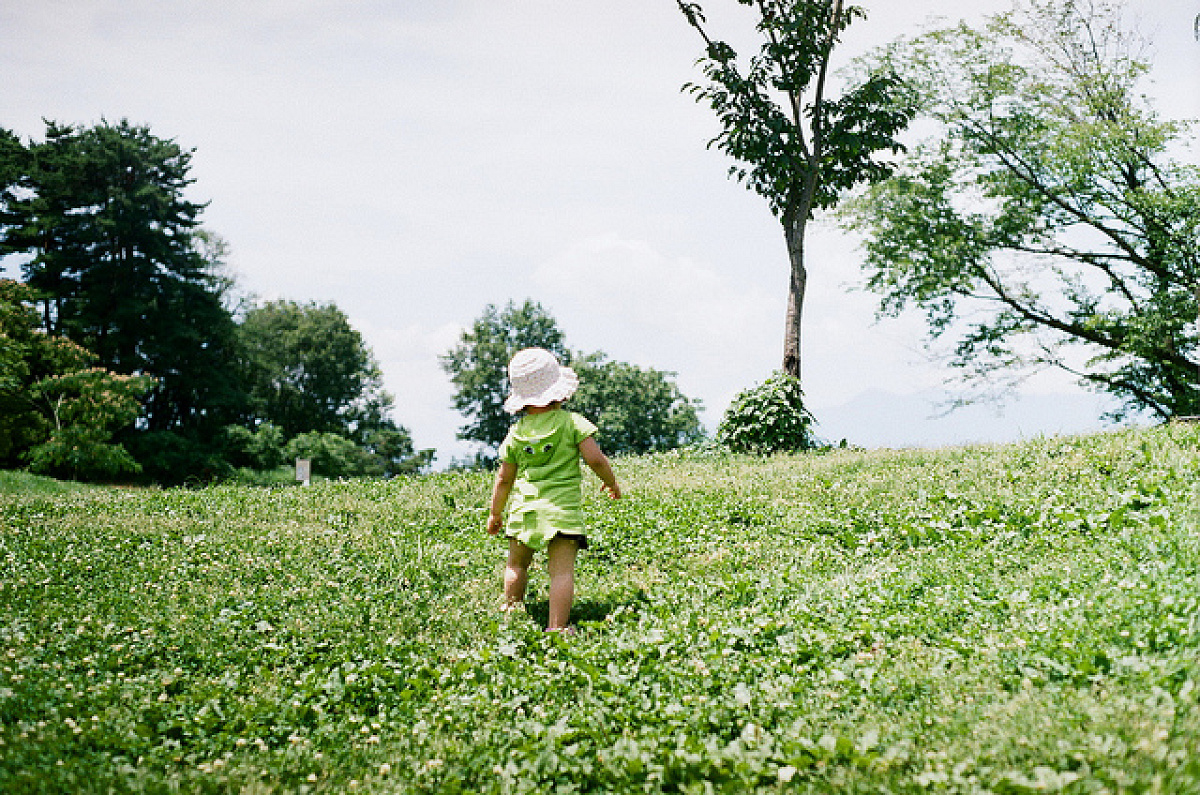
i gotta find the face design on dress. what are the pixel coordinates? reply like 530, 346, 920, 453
520, 440, 556, 466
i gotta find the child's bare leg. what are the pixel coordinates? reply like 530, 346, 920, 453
504, 539, 534, 609
545, 535, 579, 630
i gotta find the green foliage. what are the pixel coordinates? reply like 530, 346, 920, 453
677, 0, 916, 376
679, 0, 914, 221
570, 352, 706, 455
443, 301, 707, 460
284, 431, 379, 479
1, 426, 1198, 791
27, 367, 152, 481
360, 425, 435, 478
236, 300, 431, 477
25, 426, 141, 482
30, 367, 150, 437
716, 371, 816, 454
221, 423, 288, 471
283, 432, 376, 475
1, 120, 248, 451
123, 430, 234, 486
239, 300, 379, 438
441, 299, 570, 453
844, 0, 1200, 419
0, 280, 44, 464
282, 430, 433, 480
0, 279, 153, 480
0, 127, 27, 188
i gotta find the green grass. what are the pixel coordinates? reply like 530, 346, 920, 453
0, 470, 99, 496
2, 425, 1198, 793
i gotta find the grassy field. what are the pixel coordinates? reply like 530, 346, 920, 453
0, 471, 99, 497
1, 425, 1198, 793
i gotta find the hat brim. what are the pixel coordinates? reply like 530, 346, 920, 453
503, 366, 579, 414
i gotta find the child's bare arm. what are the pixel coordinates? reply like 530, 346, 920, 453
487, 462, 517, 535
579, 437, 621, 499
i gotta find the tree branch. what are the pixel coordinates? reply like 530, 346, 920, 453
1059, 359, 1171, 420
756, 0, 806, 143
973, 261, 1197, 374
1002, 242, 1142, 308
968, 118, 1177, 284
676, 1, 716, 49
809, 0, 842, 160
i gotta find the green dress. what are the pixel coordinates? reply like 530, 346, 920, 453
498, 409, 597, 550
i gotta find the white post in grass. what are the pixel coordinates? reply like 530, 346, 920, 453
295, 458, 312, 486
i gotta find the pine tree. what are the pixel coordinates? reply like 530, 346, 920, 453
1, 120, 247, 440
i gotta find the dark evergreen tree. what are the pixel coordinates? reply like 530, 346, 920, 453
1, 123, 91, 333
0, 128, 30, 236
0, 121, 248, 446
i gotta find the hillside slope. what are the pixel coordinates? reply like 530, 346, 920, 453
1, 425, 1197, 792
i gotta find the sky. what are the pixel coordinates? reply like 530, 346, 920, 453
3, 0, 1198, 465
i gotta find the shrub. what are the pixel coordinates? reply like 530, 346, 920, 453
26, 426, 141, 481
124, 430, 233, 485
25, 367, 152, 482
716, 371, 816, 454
222, 423, 288, 470
285, 431, 378, 478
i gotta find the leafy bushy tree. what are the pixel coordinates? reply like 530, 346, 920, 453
570, 352, 705, 455
676, 0, 915, 380
221, 423, 289, 471
239, 300, 381, 438
0, 279, 152, 480
236, 299, 431, 477
717, 371, 816, 454
358, 425, 434, 478
443, 301, 706, 459
440, 300, 570, 453
844, 0, 1200, 419
27, 367, 152, 481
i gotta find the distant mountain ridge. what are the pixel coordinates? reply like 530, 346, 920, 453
811, 389, 1127, 449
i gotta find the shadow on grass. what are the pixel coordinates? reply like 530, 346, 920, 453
525, 590, 649, 630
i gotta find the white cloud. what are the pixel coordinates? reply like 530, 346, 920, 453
536, 234, 777, 357
349, 317, 465, 463
531, 233, 783, 428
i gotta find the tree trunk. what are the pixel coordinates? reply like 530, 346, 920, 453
782, 222, 807, 381
1195, 282, 1200, 414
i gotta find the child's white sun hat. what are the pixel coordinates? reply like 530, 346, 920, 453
504, 348, 579, 414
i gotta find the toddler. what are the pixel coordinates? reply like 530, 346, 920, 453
486, 347, 621, 631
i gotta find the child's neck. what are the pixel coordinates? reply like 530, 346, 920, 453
526, 403, 560, 415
